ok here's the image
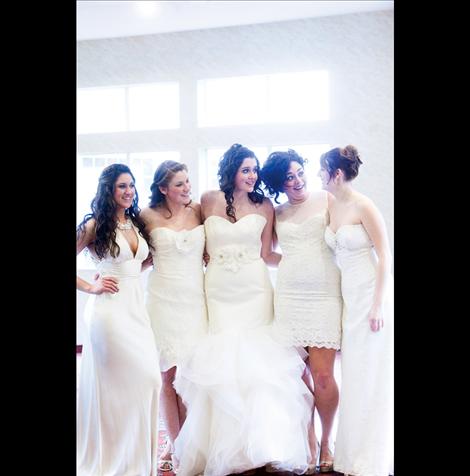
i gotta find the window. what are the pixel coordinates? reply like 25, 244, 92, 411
128, 83, 180, 130
77, 87, 127, 134
198, 71, 329, 127
77, 82, 180, 134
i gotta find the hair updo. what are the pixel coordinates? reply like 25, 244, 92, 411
260, 149, 306, 204
319, 145, 363, 181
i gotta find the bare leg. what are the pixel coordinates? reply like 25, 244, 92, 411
302, 355, 319, 468
308, 347, 338, 469
159, 366, 182, 461
176, 392, 186, 428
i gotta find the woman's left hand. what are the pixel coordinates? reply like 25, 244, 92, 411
368, 306, 384, 332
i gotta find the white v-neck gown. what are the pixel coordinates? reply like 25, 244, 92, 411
77, 226, 162, 476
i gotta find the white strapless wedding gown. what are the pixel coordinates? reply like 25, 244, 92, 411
325, 224, 394, 476
77, 226, 161, 476
146, 225, 208, 371
174, 214, 313, 476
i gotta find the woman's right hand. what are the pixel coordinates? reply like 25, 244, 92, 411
89, 274, 119, 295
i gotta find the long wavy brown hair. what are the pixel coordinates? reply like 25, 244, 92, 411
217, 143, 265, 222
77, 163, 151, 259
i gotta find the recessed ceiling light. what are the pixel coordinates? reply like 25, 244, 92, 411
134, 1, 161, 18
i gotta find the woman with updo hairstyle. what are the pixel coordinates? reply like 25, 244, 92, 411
172, 144, 313, 476
140, 160, 208, 473
261, 148, 343, 473
76, 163, 161, 476
320, 145, 394, 476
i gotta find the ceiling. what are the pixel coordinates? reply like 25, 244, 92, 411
77, 0, 394, 41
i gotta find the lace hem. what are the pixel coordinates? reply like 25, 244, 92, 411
270, 331, 339, 349
282, 338, 340, 350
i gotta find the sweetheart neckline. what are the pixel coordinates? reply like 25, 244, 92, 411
276, 210, 326, 226
205, 213, 267, 226
150, 224, 204, 234
326, 223, 363, 235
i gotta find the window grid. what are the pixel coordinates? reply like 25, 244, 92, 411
77, 82, 180, 135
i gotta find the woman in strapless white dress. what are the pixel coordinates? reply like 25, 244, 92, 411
320, 145, 393, 476
140, 160, 208, 473
173, 144, 313, 476
261, 149, 343, 473
76, 164, 161, 476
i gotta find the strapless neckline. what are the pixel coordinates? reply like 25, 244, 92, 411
205, 213, 267, 226
277, 211, 326, 227
326, 223, 363, 235
151, 224, 204, 234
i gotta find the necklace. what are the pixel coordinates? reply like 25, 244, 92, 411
116, 218, 133, 230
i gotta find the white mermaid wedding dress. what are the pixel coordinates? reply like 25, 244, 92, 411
174, 213, 313, 476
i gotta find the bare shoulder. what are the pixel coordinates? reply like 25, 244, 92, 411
261, 196, 274, 210
200, 190, 221, 206
355, 193, 383, 221
77, 217, 96, 246
83, 217, 96, 234
191, 201, 201, 212
325, 190, 336, 208
139, 206, 152, 222
140, 205, 161, 225
259, 196, 274, 219
190, 201, 203, 221
275, 200, 288, 217
356, 193, 378, 211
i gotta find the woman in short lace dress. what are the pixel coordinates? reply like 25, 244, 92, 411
261, 149, 343, 473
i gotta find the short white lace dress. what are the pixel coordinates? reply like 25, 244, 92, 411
273, 191, 343, 349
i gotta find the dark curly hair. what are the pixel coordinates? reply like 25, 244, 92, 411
218, 143, 265, 222
260, 149, 306, 204
77, 163, 151, 259
148, 160, 192, 218
320, 145, 363, 182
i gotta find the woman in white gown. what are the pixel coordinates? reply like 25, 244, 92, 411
140, 161, 208, 472
320, 145, 394, 476
261, 149, 343, 473
76, 164, 162, 476
173, 144, 313, 476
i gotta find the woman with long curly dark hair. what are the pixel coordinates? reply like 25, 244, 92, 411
76, 163, 161, 476
173, 144, 313, 476
139, 160, 208, 473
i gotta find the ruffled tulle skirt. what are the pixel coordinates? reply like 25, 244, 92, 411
173, 325, 313, 476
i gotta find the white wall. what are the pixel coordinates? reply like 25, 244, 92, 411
77, 10, 393, 344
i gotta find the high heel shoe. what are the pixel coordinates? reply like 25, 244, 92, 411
158, 439, 176, 473
318, 444, 334, 473
305, 441, 320, 474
